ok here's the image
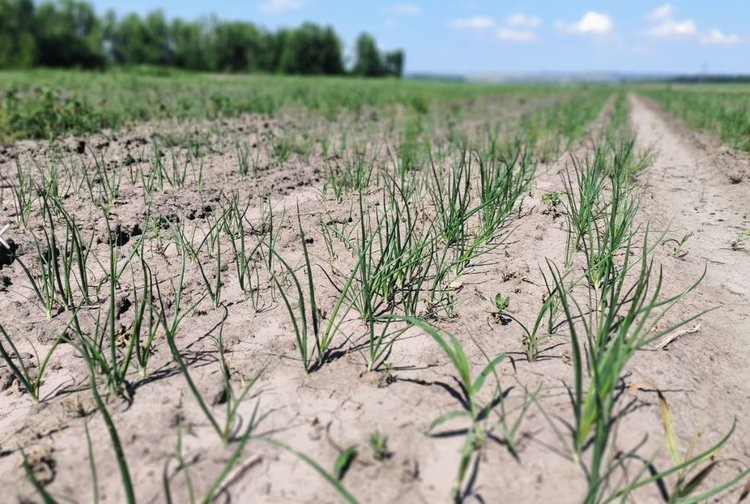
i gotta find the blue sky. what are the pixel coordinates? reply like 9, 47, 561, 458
90, 1, 749, 75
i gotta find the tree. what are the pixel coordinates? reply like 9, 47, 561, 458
260, 29, 286, 73
107, 10, 170, 66
352, 33, 383, 77
0, 2, 398, 76
278, 23, 344, 75
207, 20, 264, 72
33, 0, 104, 68
383, 50, 404, 78
142, 10, 171, 66
170, 18, 208, 70
0, 0, 37, 68
320, 26, 344, 74
109, 13, 146, 65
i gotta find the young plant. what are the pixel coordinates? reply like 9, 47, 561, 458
68, 217, 146, 399
604, 387, 750, 503
10, 159, 36, 228
493, 293, 510, 313
427, 152, 472, 258
159, 228, 259, 444
0, 323, 66, 403
163, 401, 260, 503
667, 232, 693, 259
324, 182, 442, 362
222, 193, 264, 308
323, 145, 377, 200
166, 148, 188, 188
77, 333, 136, 503
338, 182, 433, 321
53, 198, 95, 306
549, 230, 715, 503
265, 438, 360, 504
402, 317, 507, 501
126, 247, 161, 377
268, 203, 357, 372
84, 149, 122, 211
562, 150, 607, 261
29, 327, 137, 503
369, 430, 392, 461
477, 145, 534, 240
188, 214, 225, 309
235, 140, 251, 177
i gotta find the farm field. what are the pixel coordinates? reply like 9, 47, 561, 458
0, 72, 749, 503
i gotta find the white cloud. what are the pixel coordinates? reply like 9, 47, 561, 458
649, 18, 696, 37
389, 3, 421, 16
700, 29, 741, 45
259, 0, 307, 14
506, 13, 540, 28
574, 12, 613, 34
644, 4, 741, 44
496, 28, 537, 42
448, 16, 495, 30
450, 13, 540, 42
560, 11, 613, 35
647, 4, 673, 22
645, 4, 696, 38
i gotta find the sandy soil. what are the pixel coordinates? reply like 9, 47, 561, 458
0, 93, 747, 503
626, 93, 750, 458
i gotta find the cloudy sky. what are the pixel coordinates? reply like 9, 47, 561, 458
90, 0, 749, 75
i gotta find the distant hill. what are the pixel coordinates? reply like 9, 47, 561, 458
408, 71, 750, 85
406, 73, 467, 82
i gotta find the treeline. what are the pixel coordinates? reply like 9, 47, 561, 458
0, 0, 405, 76
667, 75, 750, 84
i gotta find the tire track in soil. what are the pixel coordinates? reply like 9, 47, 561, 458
628, 93, 750, 462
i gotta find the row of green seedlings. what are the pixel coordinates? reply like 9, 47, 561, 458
439, 88, 604, 160
644, 87, 750, 152
26, 240, 351, 503
237, 141, 539, 499
318, 89, 614, 204
5, 207, 161, 402
12, 162, 288, 319
4, 148, 147, 228
496, 143, 643, 364
4, 184, 280, 399
321, 112, 439, 201
520, 89, 613, 163
237, 126, 319, 179
5, 85, 521, 215
336, 137, 610, 498
2, 127, 319, 230
271, 143, 535, 374
1, 203, 358, 502
0, 94, 604, 500
533, 133, 749, 502
2, 89, 588, 231
310, 94, 502, 200
388, 110, 748, 503
181, 192, 284, 312
2, 154, 104, 228
391, 123, 749, 501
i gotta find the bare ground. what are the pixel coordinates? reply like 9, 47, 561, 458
0, 94, 747, 503
626, 93, 750, 459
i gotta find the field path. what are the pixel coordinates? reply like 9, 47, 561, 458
628, 93, 750, 461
